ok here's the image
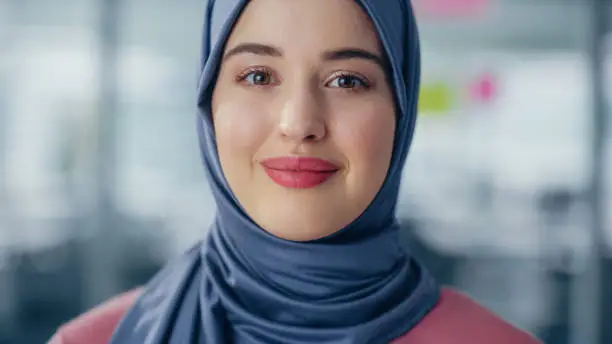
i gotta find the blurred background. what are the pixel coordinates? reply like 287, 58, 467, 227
0, 0, 611, 343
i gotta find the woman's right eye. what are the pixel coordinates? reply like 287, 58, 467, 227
238, 69, 275, 86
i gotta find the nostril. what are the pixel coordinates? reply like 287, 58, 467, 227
304, 134, 317, 141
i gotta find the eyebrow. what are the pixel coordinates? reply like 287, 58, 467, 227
322, 48, 386, 71
223, 43, 386, 70
223, 43, 282, 61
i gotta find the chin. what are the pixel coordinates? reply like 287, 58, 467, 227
257, 213, 345, 242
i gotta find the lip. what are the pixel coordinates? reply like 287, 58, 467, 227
260, 156, 340, 189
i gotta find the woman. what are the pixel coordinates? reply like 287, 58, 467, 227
49, 0, 542, 343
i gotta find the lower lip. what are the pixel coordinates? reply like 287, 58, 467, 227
263, 168, 337, 189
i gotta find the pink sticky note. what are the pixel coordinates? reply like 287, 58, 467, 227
414, 0, 490, 17
469, 73, 497, 104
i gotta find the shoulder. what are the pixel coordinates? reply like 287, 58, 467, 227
47, 288, 143, 344
49, 245, 202, 344
48, 286, 542, 344
394, 287, 542, 344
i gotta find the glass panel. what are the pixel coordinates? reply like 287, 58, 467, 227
399, 0, 594, 340
114, 0, 215, 254
1, 1, 100, 342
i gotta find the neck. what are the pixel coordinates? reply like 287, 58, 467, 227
202, 200, 416, 325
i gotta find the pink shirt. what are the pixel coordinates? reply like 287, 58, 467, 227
48, 287, 542, 344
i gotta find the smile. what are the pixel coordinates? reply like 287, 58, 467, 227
260, 156, 339, 189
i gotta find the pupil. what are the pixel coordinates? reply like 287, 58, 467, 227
339, 76, 354, 88
254, 73, 267, 84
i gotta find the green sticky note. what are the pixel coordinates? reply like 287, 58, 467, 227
418, 82, 454, 115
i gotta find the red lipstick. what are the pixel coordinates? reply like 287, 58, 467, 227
260, 156, 339, 189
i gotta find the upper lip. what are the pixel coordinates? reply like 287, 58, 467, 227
260, 156, 339, 172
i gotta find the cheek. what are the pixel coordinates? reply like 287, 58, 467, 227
213, 98, 270, 166
333, 102, 395, 179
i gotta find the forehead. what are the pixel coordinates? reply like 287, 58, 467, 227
225, 0, 381, 54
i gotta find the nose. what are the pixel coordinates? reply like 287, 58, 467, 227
277, 85, 326, 142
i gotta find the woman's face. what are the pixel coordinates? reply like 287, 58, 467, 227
212, 0, 395, 241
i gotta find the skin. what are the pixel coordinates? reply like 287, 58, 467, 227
211, 0, 396, 241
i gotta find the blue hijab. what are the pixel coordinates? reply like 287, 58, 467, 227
110, 1, 439, 343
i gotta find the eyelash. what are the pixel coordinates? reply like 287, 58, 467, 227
327, 71, 371, 90
235, 66, 279, 86
235, 67, 372, 91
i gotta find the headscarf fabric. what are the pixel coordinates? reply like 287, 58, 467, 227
110, 1, 439, 343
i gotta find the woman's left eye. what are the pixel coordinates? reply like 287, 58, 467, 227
326, 74, 370, 90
